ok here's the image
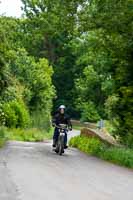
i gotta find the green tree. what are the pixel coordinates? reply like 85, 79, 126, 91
75, 65, 102, 122
0, 15, 55, 129
76, 0, 133, 145
20, 0, 87, 116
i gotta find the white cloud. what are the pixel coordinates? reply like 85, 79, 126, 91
0, 0, 23, 18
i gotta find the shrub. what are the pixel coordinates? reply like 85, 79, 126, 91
122, 133, 133, 149
31, 110, 51, 132
2, 100, 30, 128
70, 136, 102, 155
69, 136, 82, 148
0, 126, 7, 147
81, 102, 100, 122
2, 102, 18, 127
11, 101, 30, 128
0, 107, 6, 126
105, 87, 133, 147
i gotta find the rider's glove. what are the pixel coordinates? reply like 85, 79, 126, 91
52, 123, 55, 127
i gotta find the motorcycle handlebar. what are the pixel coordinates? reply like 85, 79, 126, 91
53, 124, 72, 131
55, 125, 68, 130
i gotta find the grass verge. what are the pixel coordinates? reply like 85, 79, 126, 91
69, 136, 133, 169
0, 126, 53, 145
7, 128, 53, 142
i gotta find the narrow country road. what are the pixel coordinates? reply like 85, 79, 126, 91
0, 130, 133, 200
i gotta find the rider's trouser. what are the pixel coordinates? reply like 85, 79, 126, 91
53, 127, 67, 145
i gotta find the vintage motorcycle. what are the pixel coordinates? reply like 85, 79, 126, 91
53, 124, 68, 156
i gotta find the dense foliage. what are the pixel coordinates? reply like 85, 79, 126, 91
20, 0, 87, 117
0, 16, 55, 130
0, 0, 133, 146
76, 0, 133, 145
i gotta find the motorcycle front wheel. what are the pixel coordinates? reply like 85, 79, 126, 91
58, 135, 64, 156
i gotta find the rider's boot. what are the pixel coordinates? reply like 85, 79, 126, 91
52, 139, 56, 148
64, 144, 68, 149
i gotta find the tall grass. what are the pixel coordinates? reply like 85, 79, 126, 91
0, 127, 7, 147
69, 136, 133, 169
0, 110, 53, 146
31, 110, 51, 132
6, 127, 53, 142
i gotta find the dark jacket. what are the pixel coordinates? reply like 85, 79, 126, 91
52, 112, 72, 129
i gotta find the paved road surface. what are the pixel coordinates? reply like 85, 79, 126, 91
0, 130, 133, 200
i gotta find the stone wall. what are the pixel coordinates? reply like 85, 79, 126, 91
80, 128, 119, 146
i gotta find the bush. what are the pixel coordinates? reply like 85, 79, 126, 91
70, 136, 102, 155
2, 102, 18, 127
69, 136, 133, 168
31, 110, 51, 132
0, 103, 6, 126
0, 126, 7, 147
122, 133, 133, 149
105, 88, 133, 147
2, 100, 30, 128
78, 102, 100, 122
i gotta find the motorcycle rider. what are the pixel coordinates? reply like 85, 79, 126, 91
52, 105, 72, 149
